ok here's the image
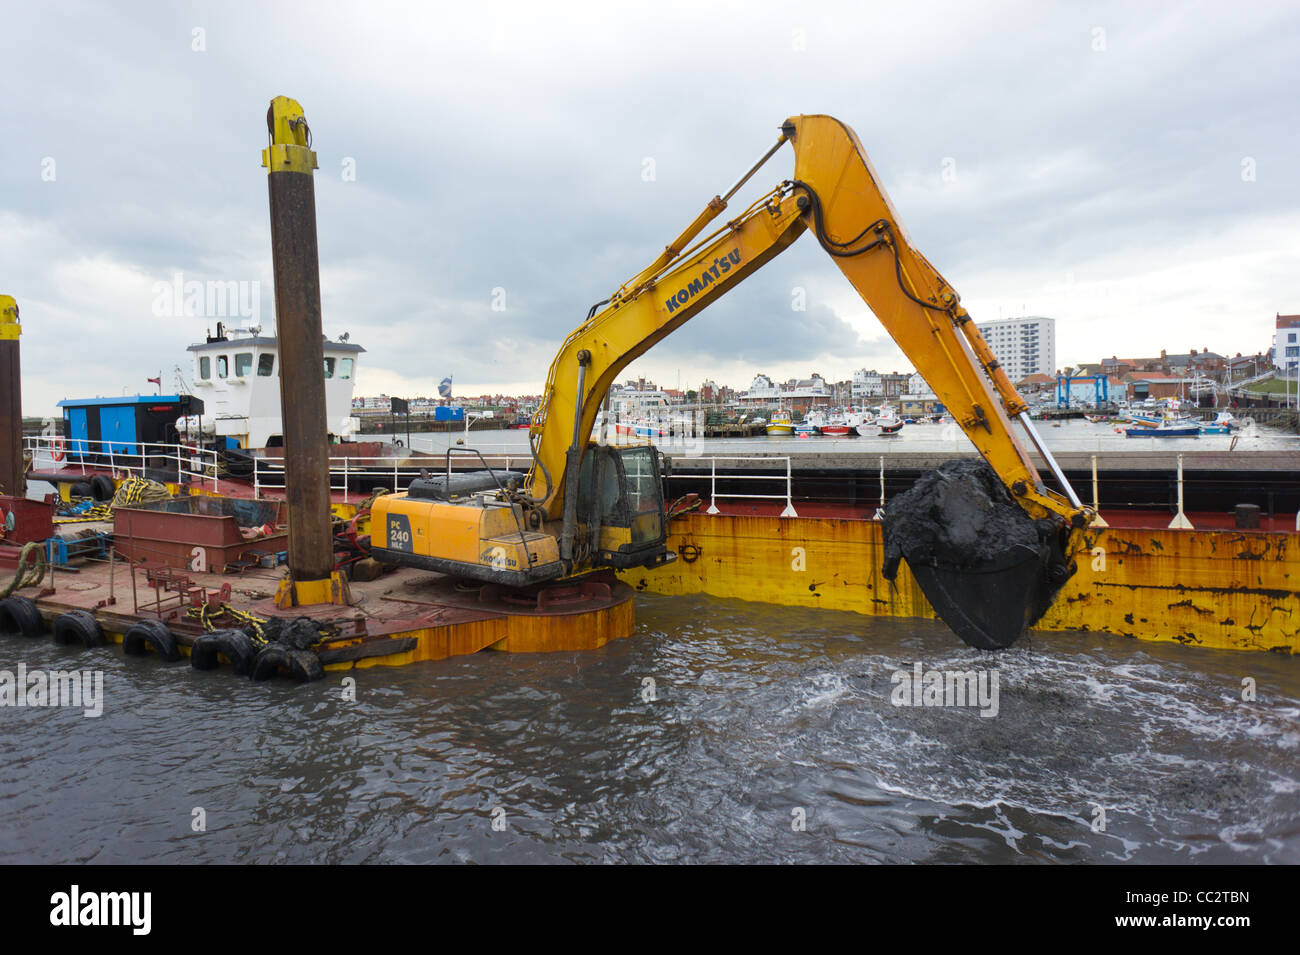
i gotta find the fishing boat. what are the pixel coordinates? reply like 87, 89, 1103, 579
1124, 419, 1201, 438
765, 412, 795, 436
794, 411, 825, 436
820, 411, 854, 437
853, 410, 878, 436
1198, 411, 1238, 435
876, 404, 904, 435
616, 417, 669, 439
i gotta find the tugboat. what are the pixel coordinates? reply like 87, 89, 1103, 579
177, 322, 364, 452
46, 321, 366, 481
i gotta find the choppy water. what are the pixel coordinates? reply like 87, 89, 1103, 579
2, 594, 1296, 864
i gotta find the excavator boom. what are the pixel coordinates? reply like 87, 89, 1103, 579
531, 115, 1084, 528
374, 113, 1090, 648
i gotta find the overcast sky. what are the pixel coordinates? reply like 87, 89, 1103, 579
3, 0, 1297, 413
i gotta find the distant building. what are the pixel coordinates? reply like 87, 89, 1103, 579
1228, 353, 1270, 381
1017, 372, 1055, 394
1166, 348, 1226, 375
738, 373, 782, 405
1102, 355, 1166, 376
1124, 371, 1182, 401
880, 372, 911, 399
851, 368, 883, 400
785, 374, 833, 414
1274, 313, 1300, 372
899, 395, 940, 415
736, 372, 832, 413
610, 381, 670, 414
977, 316, 1056, 381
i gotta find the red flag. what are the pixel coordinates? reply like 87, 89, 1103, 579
147, 375, 162, 393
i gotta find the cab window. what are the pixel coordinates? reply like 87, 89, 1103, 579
235, 352, 253, 377
216, 355, 228, 379
199, 357, 210, 379
257, 354, 275, 376
324, 357, 336, 378
338, 358, 353, 380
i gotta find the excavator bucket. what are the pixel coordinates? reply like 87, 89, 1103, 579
881, 460, 1075, 650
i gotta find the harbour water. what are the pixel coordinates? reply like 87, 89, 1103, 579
1, 593, 1296, 864
388, 415, 1300, 459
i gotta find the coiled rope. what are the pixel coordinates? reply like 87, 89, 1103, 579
1, 541, 46, 598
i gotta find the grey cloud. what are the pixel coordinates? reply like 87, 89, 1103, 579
3, 1, 1298, 412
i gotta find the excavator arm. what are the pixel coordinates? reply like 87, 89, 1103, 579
530, 115, 1086, 529
374, 113, 1090, 648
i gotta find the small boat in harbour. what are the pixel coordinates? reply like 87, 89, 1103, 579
820, 411, 854, 437
853, 410, 878, 436
1124, 419, 1201, 438
794, 411, 825, 436
875, 403, 904, 435
1198, 411, 1238, 435
765, 412, 795, 436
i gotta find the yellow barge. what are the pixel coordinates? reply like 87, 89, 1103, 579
622, 503, 1297, 655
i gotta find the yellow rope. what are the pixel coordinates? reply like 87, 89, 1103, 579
184, 601, 270, 646
1, 541, 45, 598
54, 475, 172, 524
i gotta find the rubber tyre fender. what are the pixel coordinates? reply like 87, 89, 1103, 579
123, 620, 181, 661
0, 596, 44, 638
191, 628, 257, 675
250, 644, 325, 683
51, 610, 104, 648
69, 481, 93, 500
90, 475, 115, 501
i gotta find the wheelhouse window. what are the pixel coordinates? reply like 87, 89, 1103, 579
324, 357, 336, 378
235, 352, 253, 377
257, 354, 275, 376
199, 356, 210, 379
338, 357, 354, 380
216, 355, 228, 379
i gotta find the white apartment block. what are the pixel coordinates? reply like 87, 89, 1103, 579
976, 316, 1056, 381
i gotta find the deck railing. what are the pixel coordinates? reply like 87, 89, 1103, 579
250, 451, 530, 503
24, 435, 222, 493
669, 455, 798, 518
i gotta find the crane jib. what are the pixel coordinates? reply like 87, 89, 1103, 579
663, 250, 742, 313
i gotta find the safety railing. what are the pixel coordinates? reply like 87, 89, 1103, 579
670, 455, 798, 518
250, 450, 529, 503
23, 435, 222, 493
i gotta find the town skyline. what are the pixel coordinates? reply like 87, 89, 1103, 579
344, 319, 1284, 411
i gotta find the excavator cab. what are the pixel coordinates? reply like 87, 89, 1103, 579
576, 444, 674, 571
369, 442, 673, 589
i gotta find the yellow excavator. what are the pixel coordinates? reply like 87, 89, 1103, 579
371, 114, 1092, 648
